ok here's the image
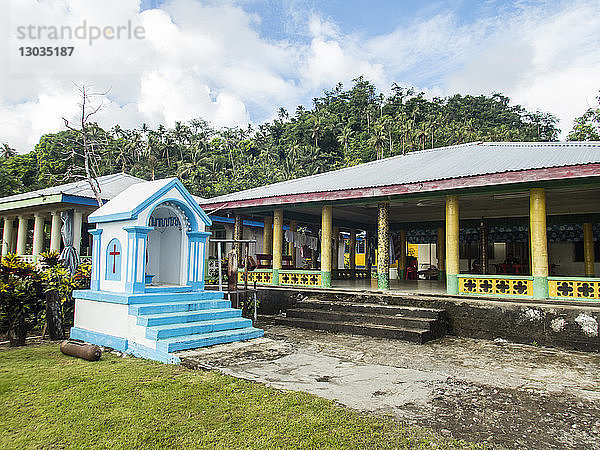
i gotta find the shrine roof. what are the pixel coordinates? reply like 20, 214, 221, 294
88, 178, 211, 225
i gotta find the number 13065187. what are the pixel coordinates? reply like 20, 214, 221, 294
19, 47, 74, 56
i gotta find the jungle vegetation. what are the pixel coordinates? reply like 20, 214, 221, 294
2, 78, 593, 200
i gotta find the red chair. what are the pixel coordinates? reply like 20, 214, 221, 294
406, 259, 418, 280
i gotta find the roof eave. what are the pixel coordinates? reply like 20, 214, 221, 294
199, 163, 600, 211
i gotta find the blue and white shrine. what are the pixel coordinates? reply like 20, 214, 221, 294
70, 178, 263, 364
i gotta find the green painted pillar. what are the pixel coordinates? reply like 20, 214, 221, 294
272, 209, 283, 285
445, 195, 459, 295
397, 229, 406, 280
321, 206, 333, 287
584, 222, 595, 277
349, 228, 356, 275
530, 188, 549, 299
233, 214, 243, 260
377, 202, 390, 290
332, 226, 339, 277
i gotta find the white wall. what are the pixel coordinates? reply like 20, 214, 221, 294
549, 242, 600, 276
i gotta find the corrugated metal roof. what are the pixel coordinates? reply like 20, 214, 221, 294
0, 173, 145, 205
204, 142, 600, 204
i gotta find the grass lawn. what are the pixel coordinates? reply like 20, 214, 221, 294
0, 343, 481, 449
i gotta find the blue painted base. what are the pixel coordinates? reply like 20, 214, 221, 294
70, 327, 127, 351
73, 289, 224, 304
69, 327, 180, 364
72, 289, 264, 365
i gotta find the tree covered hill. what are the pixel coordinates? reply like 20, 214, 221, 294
0, 78, 562, 200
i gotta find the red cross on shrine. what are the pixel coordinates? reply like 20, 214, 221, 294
109, 244, 120, 274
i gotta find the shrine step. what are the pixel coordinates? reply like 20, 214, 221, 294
158, 327, 264, 353
127, 290, 225, 304
129, 299, 232, 316
146, 317, 252, 340
136, 308, 242, 327
274, 317, 433, 343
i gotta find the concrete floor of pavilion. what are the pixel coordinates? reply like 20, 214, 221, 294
331, 278, 448, 295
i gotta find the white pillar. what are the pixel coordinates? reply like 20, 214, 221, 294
32, 213, 46, 259
2, 217, 14, 256
16, 215, 29, 255
50, 211, 62, 253
73, 210, 83, 257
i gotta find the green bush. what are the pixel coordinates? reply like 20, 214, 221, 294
0, 254, 44, 346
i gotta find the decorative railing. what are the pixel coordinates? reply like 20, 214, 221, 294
17, 255, 37, 265
279, 270, 321, 287
334, 269, 370, 280
16, 255, 92, 265
548, 277, 600, 301
237, 269, 321, 287
458, 274, 533, 298
237, 269, 273, 285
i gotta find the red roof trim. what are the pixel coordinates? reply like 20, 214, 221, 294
200, 164, 600, 210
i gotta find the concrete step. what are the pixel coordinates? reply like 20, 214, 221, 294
146, 317, 252, 340
127, 290, 225, 305
297, 299, 445, 320
274, 316, 434, 343
137, 308, 242, 327
286, 308, 438, 331
129, 299, 232, 316
145, 286, 193, 293
159, 327, 264, 353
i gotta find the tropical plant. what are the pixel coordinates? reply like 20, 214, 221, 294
39, 251, 73, 340
0, 254, 44, 346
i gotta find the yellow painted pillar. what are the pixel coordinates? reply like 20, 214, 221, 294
321, 206, 333, 287
397, 229, 406, 280
445, 195, 459, 295
377, 202, 390, 290
32, 213, 46, 260
289, 220, 297, 267
437, 227, 445, 280
16, 215, 29, 255
530, 188, 549, 299
583, 222, 595, 277
262, 216, 272, 255
272, 209, 283, 285
2, 217, 14, 257
349, 228, 356, 274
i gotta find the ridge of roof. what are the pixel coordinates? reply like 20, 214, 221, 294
0, 173, 146, 205
202, 141, 600, 205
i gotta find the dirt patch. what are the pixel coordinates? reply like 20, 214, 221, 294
179, 319, 600, 449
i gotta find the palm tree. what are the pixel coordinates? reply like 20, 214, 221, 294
311, 114, 322, 149
337, 125, 353, 161
1, 143, 16, 159
369, 123, 386, 160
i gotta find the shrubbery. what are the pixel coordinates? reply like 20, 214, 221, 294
0, 252, 90, 346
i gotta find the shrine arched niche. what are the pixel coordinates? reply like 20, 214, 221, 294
145, 200, 196, 286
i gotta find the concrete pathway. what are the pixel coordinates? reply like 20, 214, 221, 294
178, 318, 600, 449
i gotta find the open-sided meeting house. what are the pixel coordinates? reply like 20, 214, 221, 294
1, 141, 599, 358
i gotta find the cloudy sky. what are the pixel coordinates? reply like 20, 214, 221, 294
1, 0, 599, 152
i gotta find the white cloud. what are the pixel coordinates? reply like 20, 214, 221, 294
0, 0, 598, 152
446, 1, 600, 134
